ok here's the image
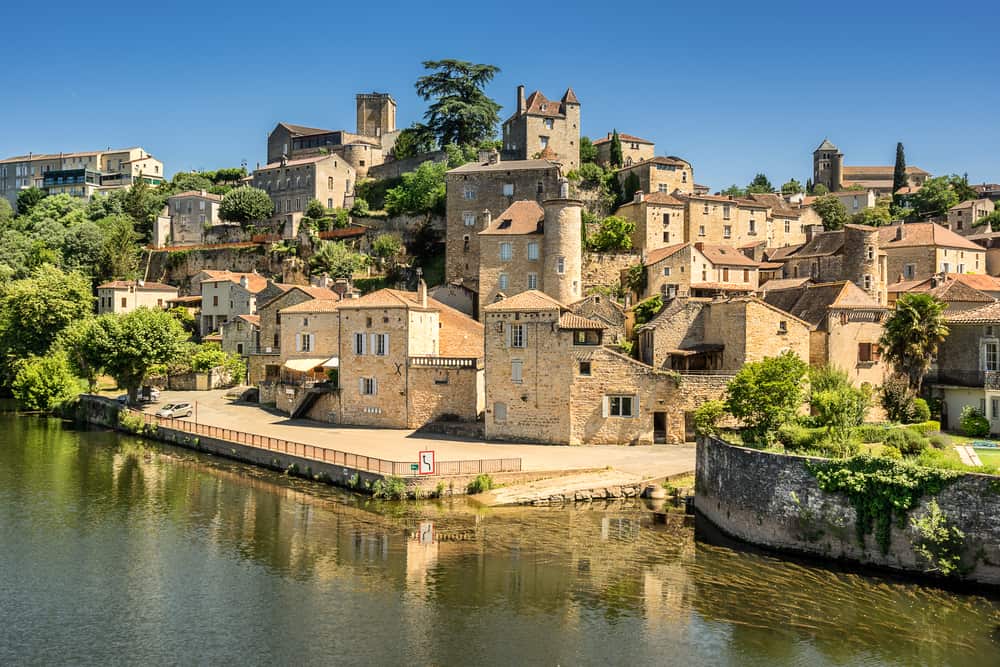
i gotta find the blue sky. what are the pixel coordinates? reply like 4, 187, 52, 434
2, 0, 998, 190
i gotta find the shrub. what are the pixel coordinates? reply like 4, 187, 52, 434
909, 398, 931, 423
908, 420, 941, 436
776, 423, 824, 450
883, 428, 929, 456
928, 435, 949, 450
117, 410, 145, 434
959, 405, 990, 438
693, 400, 725, 438
880, 375, 916, 423
853, 424, 889, 443
910, 500, 966, 576
880, 445, 902, 460
372, 475, 407, 500
467, 474, 494, 494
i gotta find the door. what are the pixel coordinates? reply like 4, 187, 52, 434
653, 412, 667, 444
684, 411, 696, 442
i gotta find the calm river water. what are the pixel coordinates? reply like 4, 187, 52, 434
2, 411, 999, 666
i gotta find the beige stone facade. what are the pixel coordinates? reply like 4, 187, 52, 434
812, 138, 929, 195
162, 190, 223, 246
96, 281, 178, 315
878, 222, 986, 283
501, 86, 580, 171
616, 192, 686, 251
642, 242, 759, 300
947, 199, 994, 235
252, 154, 356, 238
592, 132, 655, 167
615, 157, 693, 197
221, 314, 259, 358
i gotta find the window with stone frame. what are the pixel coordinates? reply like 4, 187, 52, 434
360, 377, 377, 395
500, 242, 512, 261
606, 395, 635, 418
511, 359, 523, 383
498, 274, 509, 291
510, 323, 526, 348
527, 273, 538, 289
985, 341, 999, 371
527, 241, 539, 260
354, 332, 366, 355
579, 361, 592, 376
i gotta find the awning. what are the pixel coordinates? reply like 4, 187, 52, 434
282, 358, 327, 373
321, 357, 339, 368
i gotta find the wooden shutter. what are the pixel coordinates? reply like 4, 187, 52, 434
309, 334, 315, 352
601, 396, 609, 418
295, 333, 302, 352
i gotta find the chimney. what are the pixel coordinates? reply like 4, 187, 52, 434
200, 189, 206, 197
895, 224, 904, 241
559, 178, 570, 199
482, 209, 492, 228
517, 85, 526, 114
240, 275, 249, 289
418, 279, 428, 308
694, 242, 704, 251
633, 190, 644, 204
804, 224, 820, 242
332, 278, 350, 297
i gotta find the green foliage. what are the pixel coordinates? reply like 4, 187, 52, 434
11, 353, 79, 411
780, 179, 804, 195
850, 204, 892, 226
892, 142, 907, 200
621, 172, 641, 201
812, 194, 849, 230
99, 214, 141, 280
881, 428, 929, 456
807, 454, 960, 554
384, 160, 447, 217
908, 176, 960, 220
58, 316, 115, 393
959, 405, 990, 437
881, 445, 903, 460
809, 366, 872, 455
879, 293, 948, 391
304, 199, 325, 220
853, 424, 890, 444
725, 352, 809, 447
414, 59, 501, 147
812, 183, 830, 196
746, 173, 774, 194
444, 142, 479, 168
350, 197, 370, 218
355, 177, 399, 211
372, 475, 407, 500
974, 209, 1000, 232
371, 234, 403, 260
693, 400, 725, 438
309, 241, 368, 278
467, 474, 494, 494
167, 306, 197, 337
219, 186, 274, 226
391, 124, 437, 159
720, 184, 746, 198
190, 342, 245, 385
910, 398, 931, 423
632, 295, 663, 326
928, 434, 949, 450
910, 500, 966, 576
880, 375, 917, 423
587, 215, 634, 252
907, 419, 940, 436
0, 199, 11, 227
776, 423, 825, 450
579, 136, 597, 164
577, 162, 606, 189
608, 130, 624, 168
118, 410, 145, 434
16, 187, 46, 216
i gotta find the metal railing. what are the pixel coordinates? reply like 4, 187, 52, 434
409, 356, 481, 369
130, 409, 520, 478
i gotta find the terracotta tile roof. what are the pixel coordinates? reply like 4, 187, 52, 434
319, 227, 366, 240
766, 244, 805, 261
784, 231, 845, 258
257, 154, 346, 171
762, 281, 883, 328
278, 122, 334, 136
200, 272, 269, 294
949, 199, 993, 211
758, 277, 813, 291
928, 280, 994, 304
895, 186, 922, 196
168, 190, 223, 201
643, 193, 685, 206
480, 200, 544, 235
691, 282, 756, 291
447, 158, 560, 174
735, 198, 770, 210
280, 299, 343, 313
523, 90, 565, 117
558, 313, 606, 330
436, 301, 485, 357
758, 262, 784, 270
696, 244, 759, 267
615, 156, 690, 173
231, 314, 261, 326
747, 193, 800, 217
946, 301, 1000, 324
98, 280, 177, 291
842, 165, 929, 175
878, 222, 983, 251
167, 295, 202, 304
889, 274, 1000, 303
887, 278, 928, 293
483, 290, 566, 313
645, 243, 689, 265
562, 88, 580, 105
593, 132, 654, 146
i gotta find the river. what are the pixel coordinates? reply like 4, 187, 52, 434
1, 411, 999, 666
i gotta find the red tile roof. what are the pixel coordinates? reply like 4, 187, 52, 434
877, 222, 984, 251
480, 200, 544, 235
593, 132, 654, 146
98, 280, 177, 291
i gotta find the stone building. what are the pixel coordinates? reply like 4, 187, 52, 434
221, 314, 259, 359
198, 272, 273, 336
640, 242, 760, 300
154, 190, 223, 247
501, 85, 580, 171
355, 92, 397, 142
252, 154, 356, 238
483, 290, 691, 445
878, 222, 985, 283
248, 285, 341, 384
888, 273, 1000, 311
812, 138, 929, 195
570, 294, 627, 344
616, 192, 686, 251
635, 296, 810, 372
593, 132, 655, 167
614, 157, 694, 198
476, 189, 583, 320
444, 153, 562, 297
947, 199, 994, 235
96, 280, 178, 315
268, 283, 484, 429
761, 281, 889, 387
930, 302, 1000, 433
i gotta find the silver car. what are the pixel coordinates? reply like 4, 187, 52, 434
155, 403, 193, 419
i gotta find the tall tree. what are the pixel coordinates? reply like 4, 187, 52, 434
415, 60, 501, 147
384, 160, 448, 217
892, 142, 907, 201
746, 173, 774, 194
908, 176, 960, 220
94, 309, 189, 403
99, 214, 142, 280
16, 187, 46, 216
812, 194, 849, 230
720, 184, 746, 198
391, 123, 436, 159
219, 186, 274, 226
879, 293, 948, 392
780, 179, 805, 195
579, 136, 597, 164
609, 130, 624, 168
621, 172, 641, 201
725, 351, 809, 447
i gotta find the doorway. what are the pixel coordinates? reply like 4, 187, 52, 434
653, 412, 667, 444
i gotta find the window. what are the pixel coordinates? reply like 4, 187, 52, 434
723, 225, 732, 239
658, 184, 669, 193
556, 256, 566, 274
982, 398, 988, 415
663, 267, 671, 277
360, 377, 377, 395
463, 185, 476, 200
957, 264, 966, 274
858, 342, 875, 363
527, 241, 539, 260
372, 333, 388, 356
942, 262, 951, 273
298, 333, 313, 352
663, 213, 671, 225
784, 220, 791, 234
778, 320, 788, 333
748, 219, 756, 234
607, 395, 634, 418
539, 136, 549, 149
723, 205, 731, 220
463, 211, 476, 227
527, 273, 538, 289
121, 297, 127, 308
579, 361, 592, 376
743, 269, 750, 282
543, 118, 553, 130
328, 177, 334, 189
510, 323, 526, 348
493, 402, 507, 423
985, 342, 999, 371
993, 398, 999, 420
662, 231, 670, 243
722, 267, 730, 282
863, 275, 872, 291
698, 225, 705, 237
574, 330, 600, 345
502, 183, 514, 196
904, 264, 916, 279
866, 245, 875, 260
500, 242, 512, 261
212, 295, 219, 307
511, 359, 523, 383
498, 274, 509, 291
328, 198, 333, 208
536, 181, 544, 194
354, 332, 366, 355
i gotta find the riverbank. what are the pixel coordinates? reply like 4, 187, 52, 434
694, 435, 1000, 587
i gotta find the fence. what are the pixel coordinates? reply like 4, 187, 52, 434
131, 409, 520, 478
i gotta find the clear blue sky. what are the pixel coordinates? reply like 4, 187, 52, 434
3, 0, 998, 190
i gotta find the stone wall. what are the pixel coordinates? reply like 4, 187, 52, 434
406, 365, 483, 428
148, 245, 280, 293
695, 436, 1000, 586
582, 252, 638, 291
366, 150, 448, 181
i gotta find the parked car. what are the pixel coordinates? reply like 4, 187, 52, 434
116, 394, 129, 405
156, 403, 193, 419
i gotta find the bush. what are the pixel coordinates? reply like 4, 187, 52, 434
11, 354, 79, 412
908, 420, 941, 436
372, 476, 407, 500
118, 410, 145, 434
853, 424, 889, 443
467, 474, 494, 494
882, 428, 929, 456
880, 375, 916, 423
959, 405, 990, 438
929, 435, 950, 450
776, 423, 824, 450
880, 445, 902, 460
693, 400, 725, 438
909, 398, 931, 423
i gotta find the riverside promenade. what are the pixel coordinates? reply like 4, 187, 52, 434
120, 389, 695, 483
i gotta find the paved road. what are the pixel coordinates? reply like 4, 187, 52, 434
130, 389, 696, 478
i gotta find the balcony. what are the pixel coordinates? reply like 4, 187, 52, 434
930, 369, 1000, 389
409, 356, 482, 369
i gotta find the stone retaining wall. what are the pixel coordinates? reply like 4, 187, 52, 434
694, 435, 1000, 586
582, 252, 638, 291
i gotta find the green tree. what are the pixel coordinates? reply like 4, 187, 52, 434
309, 241, 368, 279
908, 176, 959, 220
746, 173, 774, 194
693, 400, 726, 438
122, 178, 162, 238
949, 174, 978, 202
632, 295, 664, 325
371, 234, 403, 261
304, 198, 326, 220
190, 342, 245, 385
98, 214, 141, 280
850, 204, 892, 226
812, 194, 849, 230
609, 130, 624, 168
812, 183, 830, 195
219, 186, 275, 226
892, 142, 907, 201
809, 366, 871, 454
96, 309, 189, 403
0, 265, 93, 386
621, 172, 641, 201
974, 209, 1000, 232
59, 316, 115, 392
0, 198, 14, 227
587, 216, 635, 252
16, 187, 46, 216
579, 136, 598, 164
391, 124, 437, 159
384, 161, 448, 217
415, 59, 501, 147
11, 353, 79, 411
724, 351, 809, 446
720, 184, 746, 198
879, 293, 948, 392
879, 374, 916, 423
780, 179, 804, 195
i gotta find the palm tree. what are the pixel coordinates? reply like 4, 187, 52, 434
878, 293, 949, 392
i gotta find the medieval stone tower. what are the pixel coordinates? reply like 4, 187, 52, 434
356, 92, 397, 138
843, 224, 885, 303
813, 138, 843, 192
542, 179, 583, 304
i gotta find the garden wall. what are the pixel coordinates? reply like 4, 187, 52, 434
695, 435, 1000, 585
582, 252, 638, 291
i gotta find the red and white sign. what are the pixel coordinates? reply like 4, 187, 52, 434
418, 450, 435, 475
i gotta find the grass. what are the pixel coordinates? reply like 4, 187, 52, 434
973, 448, 1000, 467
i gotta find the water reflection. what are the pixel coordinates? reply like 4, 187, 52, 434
1, 413, 999, 666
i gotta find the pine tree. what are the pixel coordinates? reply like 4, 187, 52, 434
609, 129, 623, 168
892, 142, 907, 201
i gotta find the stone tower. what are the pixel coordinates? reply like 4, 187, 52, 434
542, 179, 583, 304
356, 92, 397, 138
842, 224, 884, 303
813, 138, 843, 192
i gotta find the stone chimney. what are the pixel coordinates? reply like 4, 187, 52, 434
418, 279, 428, 308
517, 85, 526, 114
694, 242, 705, 251
895, 223, 905, 241
633, 190, 644, 204
332, 278, 350, 297
239, 275, 249, 289
482, 209, 492, 228
804, 224, 822, 243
